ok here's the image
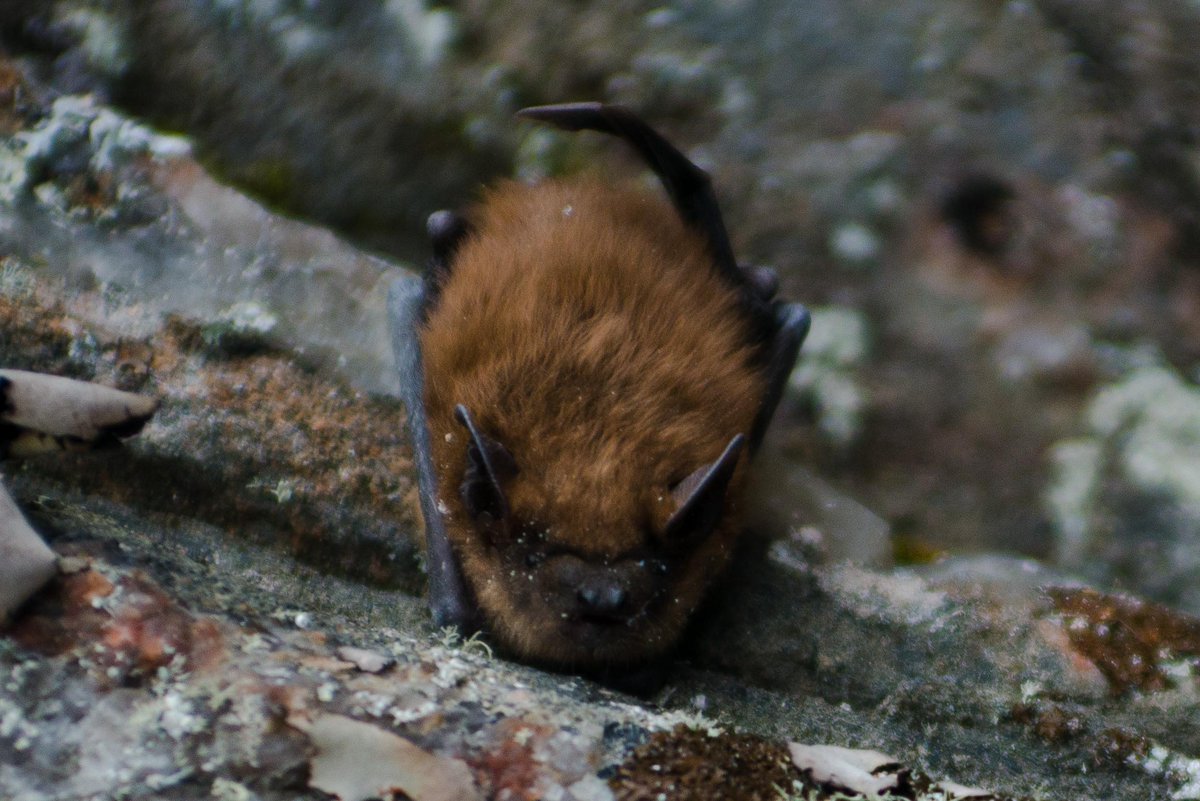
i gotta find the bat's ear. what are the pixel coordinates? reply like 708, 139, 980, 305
454, 404, 517, 525
665, 434, 745, 545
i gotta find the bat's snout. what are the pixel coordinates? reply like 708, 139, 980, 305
549, 555, 646, 626
576, 577, 629, 620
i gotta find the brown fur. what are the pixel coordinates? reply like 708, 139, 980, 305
420, 177, 766, 667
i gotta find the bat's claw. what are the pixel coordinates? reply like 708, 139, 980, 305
427, 210, 470, 263
742, 264, 780, 301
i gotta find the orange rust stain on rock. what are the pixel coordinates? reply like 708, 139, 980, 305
2, 286, 420, 588
473, 739, 539, 801
469, 719, 557, 801
1048, 586, 1200, 695
9, 568, 227, 682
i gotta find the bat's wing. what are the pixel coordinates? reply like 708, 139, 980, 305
517, 103, 764, 320
518, 102, 810, 455
748, 302, 810, 453
388, 274, 476, 630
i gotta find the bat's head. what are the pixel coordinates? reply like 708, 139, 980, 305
445, 404, 747, 668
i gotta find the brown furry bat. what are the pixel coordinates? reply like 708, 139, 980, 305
389, 103, 808, 684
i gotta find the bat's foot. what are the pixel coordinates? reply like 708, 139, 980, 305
430, 598, 474, 631
775, 302, 811, 347
427, 210, 471, 267
742, 264, 780, 301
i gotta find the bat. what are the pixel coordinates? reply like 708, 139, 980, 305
389, 103, 809, 686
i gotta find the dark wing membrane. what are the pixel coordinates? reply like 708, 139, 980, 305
517, 102, 772, 329
518, 102, 811, 455
748, 302, 811, 454
388, 275, 477, 630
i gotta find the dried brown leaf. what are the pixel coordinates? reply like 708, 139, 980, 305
0, 479, 57, 620
0, 369, 158, 446
336, 645, 395, 673
298, 713, 481, 801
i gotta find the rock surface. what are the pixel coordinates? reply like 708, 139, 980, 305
2, 5, 1200, 800
1048, 361, 1200, 614
10, 0, 1200, 559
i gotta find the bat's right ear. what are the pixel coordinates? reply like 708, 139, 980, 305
664, 433, 746, 546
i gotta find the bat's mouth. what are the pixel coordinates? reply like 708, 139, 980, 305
566, 614, 638, 649
575, 612, 631, 627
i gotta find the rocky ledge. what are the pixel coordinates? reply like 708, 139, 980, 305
1, 30, 1199, 801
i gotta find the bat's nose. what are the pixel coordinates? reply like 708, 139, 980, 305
577, 579, 628, 617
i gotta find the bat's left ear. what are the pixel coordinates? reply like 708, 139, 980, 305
665, 434, 745, 545
454, 404, 517, 525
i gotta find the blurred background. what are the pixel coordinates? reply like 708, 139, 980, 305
4, 0, 1200, 613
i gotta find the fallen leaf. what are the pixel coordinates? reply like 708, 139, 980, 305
296, 713, 481, 801
787, 743, 902, 797
336, 645, 395, 674
0, 369, 158, 449
0, 478, 57, 621
938, 779, 999, 799
788, 742, 1003, 800
295, 654, 356, 673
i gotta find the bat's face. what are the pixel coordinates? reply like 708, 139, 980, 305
441, 409, 746, 667
461, 523, 702, 666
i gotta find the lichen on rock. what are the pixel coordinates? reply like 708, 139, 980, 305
0, 93, 189, 207
1047, 360, 1200, 612
786, 305, 870, 449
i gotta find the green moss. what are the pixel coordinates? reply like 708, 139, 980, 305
228, 157, 299, 211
